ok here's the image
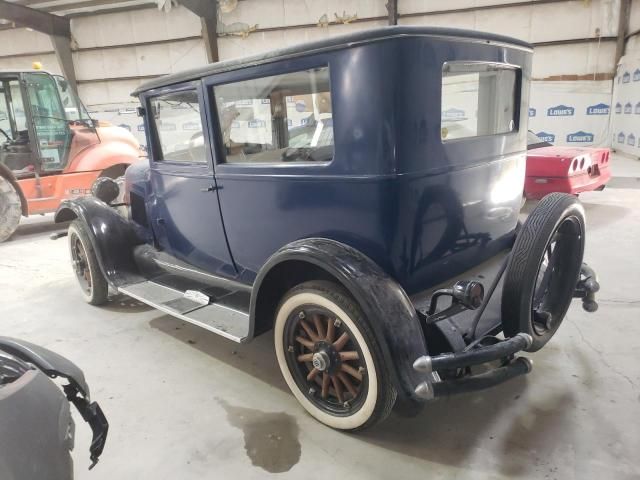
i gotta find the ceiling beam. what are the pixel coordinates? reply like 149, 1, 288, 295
179, 0, 219, 63
0, 0, 70, 36
386, 0, 398, 25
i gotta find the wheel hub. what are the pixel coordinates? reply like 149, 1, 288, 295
312, 351, 330, 371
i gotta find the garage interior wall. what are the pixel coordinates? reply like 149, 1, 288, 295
0, 0, 636, 150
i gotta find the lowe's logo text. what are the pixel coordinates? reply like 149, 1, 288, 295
586, 103, 610, 115
537, 131, 555, 143
547, 105, 574, 116
442, 108, 467, 121
566, 131, 594, 143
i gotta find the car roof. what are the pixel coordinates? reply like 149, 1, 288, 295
132, 25, 532, 97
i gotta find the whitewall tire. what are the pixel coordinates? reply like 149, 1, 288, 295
274, 281, 395, 431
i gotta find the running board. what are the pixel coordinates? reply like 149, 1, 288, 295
118, 281, 250, 343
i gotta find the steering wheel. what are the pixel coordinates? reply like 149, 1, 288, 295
0, 127, 11, 141
188, 131, 204, 162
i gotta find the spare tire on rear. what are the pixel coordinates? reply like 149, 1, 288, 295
502, 193, 585, 352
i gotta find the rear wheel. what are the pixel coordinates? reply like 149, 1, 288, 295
502, 193, 585, 351
274, 281, 395, 431
0, 176, 22, 242
68, 220, 108, 305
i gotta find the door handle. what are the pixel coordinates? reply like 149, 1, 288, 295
200, 185, 218, 192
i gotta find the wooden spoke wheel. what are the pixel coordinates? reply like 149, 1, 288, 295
274, 281, 396, 431
287, 307, 367, 413
68, 221, 109, 306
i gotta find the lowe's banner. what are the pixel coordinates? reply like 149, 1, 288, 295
528, 80, 612, 148
611, 55, 640, 157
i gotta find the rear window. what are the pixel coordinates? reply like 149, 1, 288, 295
441, 63, 519, 141
213, 66, 333, 164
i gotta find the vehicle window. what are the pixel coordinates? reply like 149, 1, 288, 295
54, 75, 91, 122
150, 90, 206, 164
441, 63, 518, 141
213, 67, 333, 164
24, 73, 72, 171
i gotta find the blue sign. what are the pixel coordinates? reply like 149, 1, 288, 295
248, 119, 266, 128
137, 124, 145, 132
618, 132, 625, 143
537, 131, 555, 143
528, 107, 536, 117
634, 69, 640, 81
182, 121, 200, 131
628, 133, 636, 146
566, 131, 594, 143
623, 71, 631, 83
624, 102, 632, 114
615, 102, 622, 114
118, 123, 131, 132
586, 103, 610, 115
442, 108, 467, 121
547, 104, 574, 116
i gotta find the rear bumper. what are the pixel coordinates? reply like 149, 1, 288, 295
525, 168, 611, 200
409, 262, 600, 401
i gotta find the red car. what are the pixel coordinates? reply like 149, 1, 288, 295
525, 131, 611, 200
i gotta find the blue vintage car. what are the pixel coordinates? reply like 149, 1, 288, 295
55, 26, 599, 431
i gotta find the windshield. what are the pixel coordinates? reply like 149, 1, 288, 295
53, 75, 93, 125
527, 130, 552, 150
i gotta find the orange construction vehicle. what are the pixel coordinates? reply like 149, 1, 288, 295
0, 68, 140, 241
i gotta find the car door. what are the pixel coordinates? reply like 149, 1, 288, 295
145, 82, 236, 278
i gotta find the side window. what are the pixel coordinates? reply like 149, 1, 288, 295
150, 90, 206, 163
441, 63, 518, 141
213, 66, 333, 164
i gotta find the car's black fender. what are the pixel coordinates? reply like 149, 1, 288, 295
251, 238, 430, 404
54, 197, 143, 288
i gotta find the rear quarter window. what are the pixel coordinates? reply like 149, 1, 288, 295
441, 63, 519, 142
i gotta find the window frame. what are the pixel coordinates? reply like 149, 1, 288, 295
144, 81, 213, 169
440, 61, 522, 144
203, 62, 335, 169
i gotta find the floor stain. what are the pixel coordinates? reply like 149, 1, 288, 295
217, 398, 301, 473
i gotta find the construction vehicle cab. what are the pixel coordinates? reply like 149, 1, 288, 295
0, 69, 140, 242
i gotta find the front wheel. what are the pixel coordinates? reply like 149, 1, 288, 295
0, 176, 22, 242
274, 281, 396, 431
68, 220, 109, 305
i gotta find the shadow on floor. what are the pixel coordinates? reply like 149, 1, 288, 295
102, 293, 151, 313
149, 314, 584, 472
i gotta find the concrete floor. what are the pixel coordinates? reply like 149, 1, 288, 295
1, 154, 639, 480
